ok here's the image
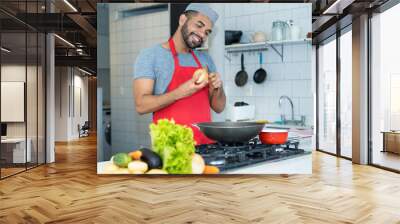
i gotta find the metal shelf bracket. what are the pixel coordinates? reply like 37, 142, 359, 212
269, 44, 284, 62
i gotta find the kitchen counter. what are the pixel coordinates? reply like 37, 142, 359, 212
223, 153, 312, 174
97, 128, 315, 175
97, 161, 112, 174
97, 150, 312, 175
221, 136, 313, 174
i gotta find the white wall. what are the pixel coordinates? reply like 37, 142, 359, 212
55, 67, 89, 141
1, 65, 26, 82
72, 74, 89, 138
55, 67, 68, 141
224, 4, 310, 42
208, 3, 313, 125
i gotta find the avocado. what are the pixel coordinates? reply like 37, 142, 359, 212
113, 153, 132, 168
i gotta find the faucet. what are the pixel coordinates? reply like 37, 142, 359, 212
279, 95, 294, 121
278, 95, 306, 126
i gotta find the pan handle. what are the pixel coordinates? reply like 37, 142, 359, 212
192, 123, 200, 130
241, 53, 245, 71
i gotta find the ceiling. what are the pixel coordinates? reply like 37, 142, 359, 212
0, 0, 98, 73
0, 0, 394, 74
311, 0, 390, 43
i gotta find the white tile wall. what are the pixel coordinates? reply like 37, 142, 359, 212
215, 3, 313, 125
109, 3, 169, 152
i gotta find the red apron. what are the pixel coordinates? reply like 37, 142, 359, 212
153, 39, 214, 145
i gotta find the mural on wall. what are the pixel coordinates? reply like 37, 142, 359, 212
97, 3, 313, 175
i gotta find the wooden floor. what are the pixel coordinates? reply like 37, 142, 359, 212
1, 167, 26, 177
1, 163, 44, 178
1, 135, 400, 224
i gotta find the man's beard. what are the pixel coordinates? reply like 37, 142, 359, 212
181, 21, 203, 49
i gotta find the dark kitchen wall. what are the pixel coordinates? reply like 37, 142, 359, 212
97, 3, 110, 106
169, 2, 253, 36
170, 3, 188, 36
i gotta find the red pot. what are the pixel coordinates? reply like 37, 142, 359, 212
259, 129, 289, 145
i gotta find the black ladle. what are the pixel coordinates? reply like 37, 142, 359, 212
253, 52, 267, 84
235, 53, 248, 87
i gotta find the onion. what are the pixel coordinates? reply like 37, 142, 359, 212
192, 153, 205, 174
194, 68, 209, 84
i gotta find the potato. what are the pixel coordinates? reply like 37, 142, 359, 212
103, 162, 120, 174
128, 161, 148, 173
146, 169, 168, 174
192, 153, 205, 174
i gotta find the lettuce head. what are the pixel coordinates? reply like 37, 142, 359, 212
150, 119, 195, 174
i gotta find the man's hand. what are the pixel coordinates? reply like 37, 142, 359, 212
208, 72, 222, 91
173, 72, 208, 100
207, 72, 225, 113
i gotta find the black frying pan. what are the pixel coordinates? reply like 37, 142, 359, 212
253, 52, 267, 84
194, 122, 265, 143
235, 54, 248, 87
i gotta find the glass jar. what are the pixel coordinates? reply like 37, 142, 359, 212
271, 21, 288, 41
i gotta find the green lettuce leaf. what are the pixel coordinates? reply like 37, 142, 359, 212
150, 119, 195, 174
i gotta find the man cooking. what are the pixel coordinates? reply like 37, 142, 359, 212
133, 3, 226, 145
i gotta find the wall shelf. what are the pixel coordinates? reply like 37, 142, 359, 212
225, 38, 311, 61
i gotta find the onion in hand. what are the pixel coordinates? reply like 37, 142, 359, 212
194, 68, 209, 84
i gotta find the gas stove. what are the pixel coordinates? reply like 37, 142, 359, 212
195, 137, 310, 172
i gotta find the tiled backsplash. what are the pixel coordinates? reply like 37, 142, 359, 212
109, 3, 169, 152
224, 4, 311, 41
210, 3, 313, 125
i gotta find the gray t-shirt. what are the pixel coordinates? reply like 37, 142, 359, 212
134, 44, 217, 95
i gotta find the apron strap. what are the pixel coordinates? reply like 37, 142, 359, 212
168, 38, 179, 66
168, 38, 203, 69
190, 50, 203, 68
